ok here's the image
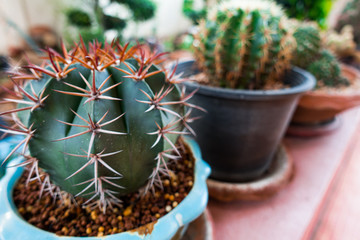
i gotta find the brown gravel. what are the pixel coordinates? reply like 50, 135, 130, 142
190, 72, 289, 90
13, 142, 194, 237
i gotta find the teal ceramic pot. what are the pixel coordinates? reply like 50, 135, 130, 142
0, 136, 23, 179
0, 136, 210, 240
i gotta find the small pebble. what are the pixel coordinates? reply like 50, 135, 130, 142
163, 179, 170, 186
165, 205, 172, 212
61, 227, 69, 234
123, 206, 132, 217
187, 181, 193, 187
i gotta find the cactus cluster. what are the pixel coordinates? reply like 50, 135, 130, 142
336, 0, 360, 46
323, 26, 357, 59
193, 0, 295, 89
292, 24, 350, 88
307, 50, 349, 87
0, 39, 199, 211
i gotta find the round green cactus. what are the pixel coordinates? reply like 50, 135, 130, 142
193, 0, 295, 89
292, 24, 350, 88
292, 24, 322, 69
307, 50, 350, 87
0, 40, 198, 210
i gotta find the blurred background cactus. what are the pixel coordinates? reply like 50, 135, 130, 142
292, 23, 350, 88
193, 0, 295, 89
335, 0, 360, 47
65, 0, 156, 43
275, 0, 333, 28
323, 26, 357, 59
0, 40, 197, 210
182, 0, 209, 25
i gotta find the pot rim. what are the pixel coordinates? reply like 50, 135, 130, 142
0, 136, 210, 240
178, 61, 316, 100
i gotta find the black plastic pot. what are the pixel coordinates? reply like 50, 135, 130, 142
177, 61, 315, 182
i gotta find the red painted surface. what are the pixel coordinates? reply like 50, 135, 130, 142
306, 118, 360, 240
208, 107, 360, 240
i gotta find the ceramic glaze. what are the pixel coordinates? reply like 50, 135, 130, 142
0, 136, 210, 240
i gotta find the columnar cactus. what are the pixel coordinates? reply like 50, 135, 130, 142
292, 24, 350, 87
0, 39, 198, 210
193, 0, 295, 89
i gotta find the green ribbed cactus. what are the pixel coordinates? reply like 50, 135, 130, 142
307, 50, 350, 87
0, 40, 198, 210
292, 25, 321, 69
193, 0, 295, 89
292, 24, 350, 88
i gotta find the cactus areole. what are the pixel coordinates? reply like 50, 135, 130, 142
0, 39, 198, 210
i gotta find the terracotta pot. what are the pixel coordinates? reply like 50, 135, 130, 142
291, 64, 360, 124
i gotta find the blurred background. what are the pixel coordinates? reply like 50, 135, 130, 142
0, 0, 359, 96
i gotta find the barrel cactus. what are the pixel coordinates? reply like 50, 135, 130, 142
0, 39, 198, 211
292, 24, 322, 69
193, 0, 295, 89
292, 24, 350, 88
307, 50, 349, 87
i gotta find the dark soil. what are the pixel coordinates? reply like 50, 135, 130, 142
13, 142, 194, 237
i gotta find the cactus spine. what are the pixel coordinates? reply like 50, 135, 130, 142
0, 40, 198, 210
193, 0, 295, 89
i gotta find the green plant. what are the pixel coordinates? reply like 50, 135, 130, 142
292, 24, 322, 69
336, 0, 360, 46
307, 50, 349, 87
323, 26, 357, 59
66, 0, 156, 43
0, 40, 199, 211
292, 24, 349, 87
66, 9, 92, 28
183, 0, 208, 25
193, 0, 295, 89
275, 0, 332, 28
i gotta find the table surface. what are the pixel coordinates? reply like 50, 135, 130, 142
207, 107, 360, 240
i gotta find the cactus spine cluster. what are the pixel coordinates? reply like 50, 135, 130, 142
292, 24, 349, 87
193, 0, 295, 89
0, 40, 198, 210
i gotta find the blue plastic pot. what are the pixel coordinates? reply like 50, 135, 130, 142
0, 136, 210, 240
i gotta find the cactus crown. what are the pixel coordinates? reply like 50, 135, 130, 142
0, 39, 200, 211
193, 0, 295, 89
292, 23, 350, 88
